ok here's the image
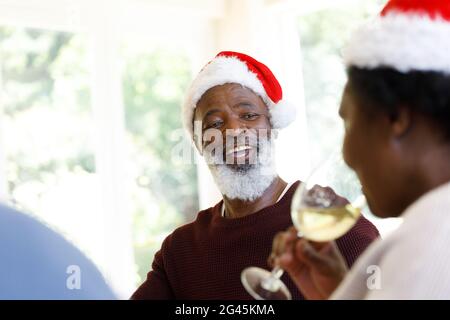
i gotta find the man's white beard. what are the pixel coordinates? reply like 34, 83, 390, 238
205, 136, 277, 202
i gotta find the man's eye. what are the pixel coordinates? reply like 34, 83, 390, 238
242, 113, 259, 120
206, 121, 223, 129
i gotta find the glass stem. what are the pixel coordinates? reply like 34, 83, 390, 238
261, 266, 284, 292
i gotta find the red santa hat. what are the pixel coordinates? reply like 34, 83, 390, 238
182, 51, 297, 138
343, 0, 450, 73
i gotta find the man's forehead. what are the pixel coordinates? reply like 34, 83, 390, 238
195, 83, 263, 116
201, 83, 256, 102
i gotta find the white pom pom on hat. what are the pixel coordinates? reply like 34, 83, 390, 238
182, 51, 297, 139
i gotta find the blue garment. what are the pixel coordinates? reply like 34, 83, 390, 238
0, 203, 116, 299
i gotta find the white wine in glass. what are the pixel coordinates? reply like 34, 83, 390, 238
241, 151, 367, 300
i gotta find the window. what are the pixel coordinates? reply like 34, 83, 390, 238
120, 40, 198, 284
0, 0, 206, 296
297, 0, 403, 236
0, 26, 104, 265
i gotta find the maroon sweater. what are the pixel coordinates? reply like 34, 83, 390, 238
131, 181, 379, 300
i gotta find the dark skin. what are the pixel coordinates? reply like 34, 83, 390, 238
271, 80, 450, 299
341, 81, 450, 218
193, 83, 287, 219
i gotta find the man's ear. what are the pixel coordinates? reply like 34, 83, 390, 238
390, 105, 412, 139
193, 134, 203, 155
192, 119, 204, 155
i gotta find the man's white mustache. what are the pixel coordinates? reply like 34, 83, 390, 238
223, 133, 258, 153
225, 145, 253, 156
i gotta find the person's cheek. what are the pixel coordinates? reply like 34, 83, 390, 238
342, 126, 355, 169
362, 176, 385, 217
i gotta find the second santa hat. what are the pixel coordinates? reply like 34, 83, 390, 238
343, 0, 450, 73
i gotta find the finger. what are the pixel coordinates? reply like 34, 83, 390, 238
298, 240, 349, 277
276, 248, 309, 284
287, 225, 297, 234
322, 241, 349, 270
268, 231, 292, 267
268, 232, 285, 267
276, 237, 304, 272
294, 240, 335, 274
284, 227, 298, 244
268, 225, 301, 267
273, 228, 298, 256
276, 253, 292, 272
272, 232, 287, 256
309, 241, 330, 251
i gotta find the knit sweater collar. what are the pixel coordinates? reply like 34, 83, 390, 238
211, 180, 300, 228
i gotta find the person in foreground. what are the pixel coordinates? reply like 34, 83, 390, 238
272, 0, 450, 299
0, 203, 116, 299
131, 51, 379, 299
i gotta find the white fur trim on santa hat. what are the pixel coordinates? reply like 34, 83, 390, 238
269, 99, 298, 129
343, 11, 450, 74
182, 55, 296, 138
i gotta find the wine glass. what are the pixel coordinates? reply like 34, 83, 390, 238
241, 150, 367, 300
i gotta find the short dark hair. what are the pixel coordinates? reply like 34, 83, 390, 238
347, 66, 450, 140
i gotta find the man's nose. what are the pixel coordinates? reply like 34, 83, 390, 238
224, 114, 247, 133
224, 123, 251, 149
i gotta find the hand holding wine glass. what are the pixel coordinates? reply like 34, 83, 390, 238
241, 150, 367, 300
270, 226, 348, 300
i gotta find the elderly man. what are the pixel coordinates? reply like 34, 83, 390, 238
273, 0, 450, 299
131, 51, 379, 299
